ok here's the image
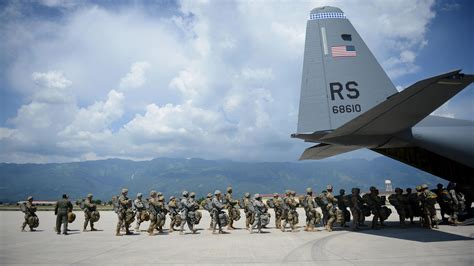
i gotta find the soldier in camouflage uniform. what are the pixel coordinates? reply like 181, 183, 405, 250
133, 193, 147, 231
336, 189, 350, 227
147, 191, 159, 235
242, 192, 254, 230
365, 186, 383, 229
270, 193, 283, 229
83, 193, 98, 232
55, 194, 73, 235
21, 196, 38, 232
116, 188, 132, 236
349, 188, 362, 231
405, 188, 418, 224
389, 188, 408, 227
167, 196, 180, 232
281, 191, 299, 232
324, 185, 338, 232
180, 191, 197, 234
250, 194, 268, 234
201, 193, 214, 230
303, 188, 318, 232
212, 190, 227, 234
419, 184, 439, 229
225, 186, 239, 230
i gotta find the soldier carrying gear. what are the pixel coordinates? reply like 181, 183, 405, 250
363, 186, 383, 229
242, 192, 255, 230
405, 188, 419, 224
336, 189, 350, 227
324, 185, 338, 232
179, 190, 197, 234
250, 194, 270, 234
389, 188, 408, 227
269, 193, 283, 229
147, 191, 160, 235
116, 188, 133, 236
133, 193, 148, 231
349, 188, 362, 231
55, 194, 73, 235
224, 186, 240, 230
83, 193, 99, 232
168, 196, 181, 233
212, 190, 228, 234
21, 196, 38, 232
201, 193, 214, 230
447, 182, 465, 225
188, 192, 202, 226
419, 184, 439, 229
303, 187, 320, 232
281, 190, 299, 232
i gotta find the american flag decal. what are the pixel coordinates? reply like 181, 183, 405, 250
331, 45, 356, 57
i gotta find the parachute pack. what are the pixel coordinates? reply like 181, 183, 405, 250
315, 193, 329, 207
218, 212, 229, 227
266, 198, 275, 209
388, 194, 399, 207
67, 212, 76, 223
90, 211, 100, 223
342, 195, 352, 208
28, 215, 39, 228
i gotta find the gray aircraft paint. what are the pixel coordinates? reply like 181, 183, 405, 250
293, 6, 474, 185
297, 6, 396, 134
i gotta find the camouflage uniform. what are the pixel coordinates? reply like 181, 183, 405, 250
168, 196, 180, 232
419, 184, 439, 229
21, 196, 38, 232
365, 186, 383, 229
250, 194, 268, 234
325, 185, 338, 232
55, 194, 73, 235
225, 186, 239, 230
349, 188, 362, 231
271, 193, 283, 229
336, 189, 350, 227
83, 194, 98, 231
116, 188, 132, 236
147, 191, 161, 235
303, 188, 318, 232
242, 193, 254, 230
180, 191, 197, 234
212, 190, 227, 234
281, 191, 299, 232
133, 193, 146, 231
201, 193, 214, 230
447, 182, 465, 224
389, 188, 408, 226
405, 188, 419, 224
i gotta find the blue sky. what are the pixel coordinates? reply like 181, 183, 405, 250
0, 0, 472, 163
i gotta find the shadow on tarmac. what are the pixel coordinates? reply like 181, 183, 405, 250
351, 221, 474, 242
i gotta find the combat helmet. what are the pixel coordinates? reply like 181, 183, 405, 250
369, 186, 377, 192
27, 196, 33, 201
214, 190, 221, 195
326, 185, 333, 191
306, 187, 312, 194
254, 193, 261, 199
273, 193, 279, 198
182, 191, 189, 197
207, 193, 212, 198
158, 196, 164, 201
190, 192, 196, 198
421, 184, 429, 190
157, 192, 163, 197
137, 193, 143, 198
244, 192, 250, 198
150, 190, 157, 197
121, 188, 128, 194
87, 193, 93, 198
227, 186, 232, 193
415, 185, 422, 192
169, 196, 175, 200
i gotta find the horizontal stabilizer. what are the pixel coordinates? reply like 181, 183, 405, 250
299, 143, 361, 160
322, 70, 474, 140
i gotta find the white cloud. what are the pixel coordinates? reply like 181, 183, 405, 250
0, 1, 444, 163
119, 61, 151, 90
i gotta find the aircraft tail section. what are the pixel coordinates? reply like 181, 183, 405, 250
297, 6, 397, 134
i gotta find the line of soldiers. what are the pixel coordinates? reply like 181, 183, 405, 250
19, 183, 467, 235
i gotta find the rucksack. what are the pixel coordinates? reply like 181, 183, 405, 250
342, 195, 353, 208
299, 195, 309, 209
316, 193, 328, 207
388, 194, 399, 207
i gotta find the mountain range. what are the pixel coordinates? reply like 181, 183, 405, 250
0, 157, 445, 202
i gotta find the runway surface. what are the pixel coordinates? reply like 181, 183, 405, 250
1, 208, 473, 265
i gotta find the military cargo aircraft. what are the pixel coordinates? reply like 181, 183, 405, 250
292, 7, 474, 190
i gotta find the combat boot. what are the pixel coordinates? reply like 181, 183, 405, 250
91, 224, 98, 231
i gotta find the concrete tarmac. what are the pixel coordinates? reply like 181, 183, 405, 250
1, 208, 473, 265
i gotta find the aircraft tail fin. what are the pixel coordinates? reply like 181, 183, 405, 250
297, 6, 397, 134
